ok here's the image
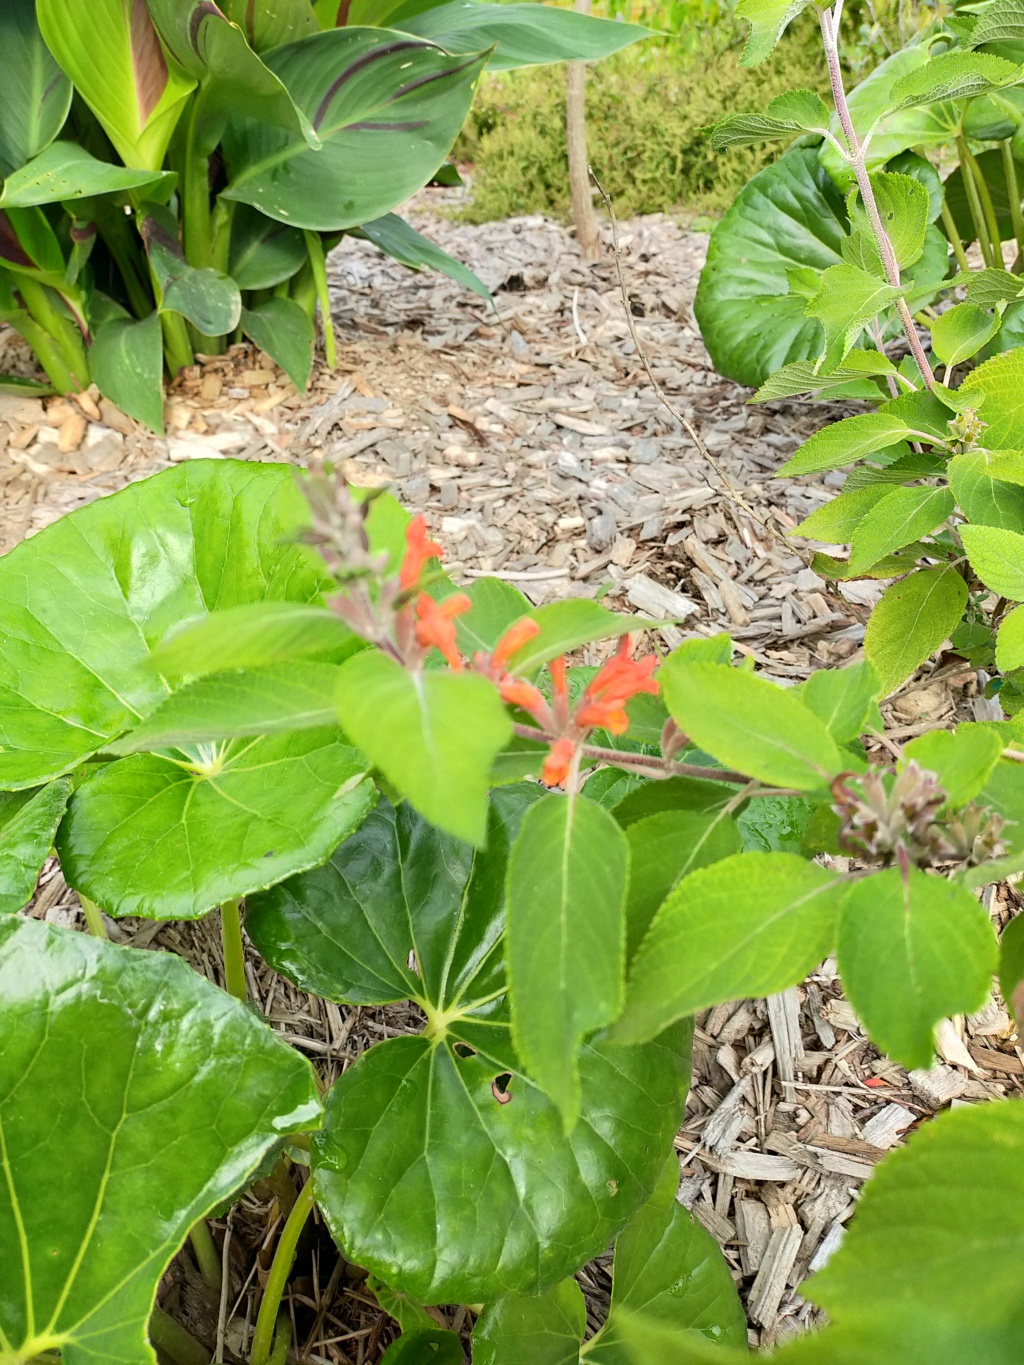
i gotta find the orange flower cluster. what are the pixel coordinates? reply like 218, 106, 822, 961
399, 515, 443, 590
414, 592, 470, 671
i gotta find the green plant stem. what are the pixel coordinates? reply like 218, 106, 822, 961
1001, 138, 1024, 265
160, 309, 195, 375
92, 199, 154, 319
220, 898, 248, 1002
303, 230, 337, 367
266, 1315, 292, 1365
189, 1217, 223, 1292
819, 4, 935, 387
79, 893, 108, 940
290, 259, 317, 319
148, 1304, 211, 1365
182, 92, 227, 357
940, 198, 971, 274
16, 278, 90, 391
957, 135, 998, 268
250, 1178, 315, 1365
968, 143, 1004, 265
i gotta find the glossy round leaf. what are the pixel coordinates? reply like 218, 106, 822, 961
57, 730, 375, 920
0, 460, 329, 789
249, 794, 690, 1302
0, 915, 320, 1365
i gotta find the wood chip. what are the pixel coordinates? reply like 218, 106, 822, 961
748, 1225, 803, 1326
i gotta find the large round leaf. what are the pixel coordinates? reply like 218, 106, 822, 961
56, 730, 376, 920
0, 915, 320, 1365
247, 793, 692, 1303
694, 147, 849, 388
221, 28, 488, 231
0, 460, 331, 789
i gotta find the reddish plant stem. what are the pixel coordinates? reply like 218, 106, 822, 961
818, 4, 936, 389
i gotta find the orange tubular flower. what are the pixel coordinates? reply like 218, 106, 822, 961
491, 616, 541, 672
499, 675, 549, 726
542, 736, 576, 788
414, 592, 470, 670
576, 641, 659, 734
400, 515, 444, 590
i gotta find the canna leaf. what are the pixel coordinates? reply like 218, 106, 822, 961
805, 263, 902, 374
88, 311, 165, 434
36, 0, 196, 170
222, 28, 488, 232
229, 204, 307, 289
960, 523, 1024, 599
612, 852, 844, 1046
220, 0, 318, 50
0, 141, 175, 209
0, 0, 72, 177
0, 779, 71, 915
847, 485, 955, 574
356, 212, 492, 300
0, 914, 320, 1365
241, 296, 315, 391
863, 566, 968, 695
709, 89, 832, 147
505, 793, 628, 1128
140, 203, 242, 335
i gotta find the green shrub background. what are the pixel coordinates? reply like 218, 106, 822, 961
455, 19, 828, 222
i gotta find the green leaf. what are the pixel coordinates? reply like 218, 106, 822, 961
961, 348, 1024, 446
612, 852, 844, 1046
884, 52, 1022, 115
694, 148, 849, 388
35, 0, 195, 170
335, 650, 511, 845
506, 794, 628, 1128
0, 142, 174, 208
999, 912, 1024, 1029
955, 266, 1024, 309
57, 729, 375, 919
504, 599, 647, 673
229, 204, 307, 289
750, 350, 898, 403
455, 576, 531, 656
944, 147, 1017, 251
972, 0, 1024, 45
978, 752, 1024, 853
902, 724, 1004, 806
961, 523, 1024, 599
472, 1279, 586, 1365
222, 29, 487, 231
797, 661, 882, 743
949, 451, 1024, 533
660, 661, 844, 791
0, 0, 71, 177
241, 296, 315, 391
864, 566, 969, 696
808, 1101, 1024, 1348
847, 486, 955, 574
357, 212, 491, 300
106, 662, 349, 753
0, 914, 319, 1365
737, 793, 822, 854
794, 486, 896, 544
837, 868, 997, 1071
220, 0, 318, 51
380, 1327, 463, 1362
845, 451, 948, 491
586, 1159, 747, 1363
998, 603, 1024, 669
0, 460, 329, 788
89, 311, 164, 433
398, 1, 648, 69
806, 263, 902, 375
853, 172, 929, 271
0, 779, 70, 914
984, 450, 1024, 485
735, 0, 812, 66
150, 601, 355, 680
141, 203, 241, 335
611, 776, 737, 827
930, 302, 1002, 368
779, 412, 924, 477
710, 89, 831, 147
251, 795, 690, 1301
624, 810, 742, 961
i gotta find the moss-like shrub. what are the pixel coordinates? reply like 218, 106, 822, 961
455, 21, 827, 222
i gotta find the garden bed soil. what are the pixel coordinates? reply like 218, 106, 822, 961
9, 200, 1023, 1361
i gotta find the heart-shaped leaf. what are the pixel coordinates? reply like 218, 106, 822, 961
241, 296, 315, 391
0, 915, 320, 1365
0, 778, 70, 914
222, 28, 487, 231
247, 794, 691, 1302
57, 729, 375, 920
0, 0, 72, 177
141, 203, 242, 335
0, 460, 330, 789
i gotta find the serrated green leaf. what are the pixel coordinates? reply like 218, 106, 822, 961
987, 450, 1024, 484
998, 603, 1024, 669
779, 412, 922, 477
660, 661, 845, 791
955, 266, 1024, 309
611, 776, 737, 827
0, 779, 70, 914
999, 913, 1024, 1029
849, 172, 929, 271
750, 350, 897, 403
961, 523, 1024, 598
504, 599, 649, 673
837, 868, 997, 1070
710, 89, 831, 148
864, 566, 969, 695
949, 451, 1024, 533
931, 302, 1002, 368
335, 650, 511, 845
735, 0, 813, 66
961, 348, 1024, 446
902, 724, 1005, 805
885, 52, 1022, 116
506, 794, 628, 1128
847, 485, 955, 574
806, 264, 902, 374
612, 852, 844, 1046
472, 1279, 586, 1365
844, 450, 948, 490
150, 601, 357, 679
796, 662, 882, 743
0, 915, 319, 1365
794, 486, 895, 544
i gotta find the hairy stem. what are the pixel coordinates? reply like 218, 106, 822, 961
250, 1178, 315, 1365
189, 1217, 223, 1292
149, 1304, 211, 1365
220, 898, 248, 1003
820, 4, 935, 387
78, 893, 108, 940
